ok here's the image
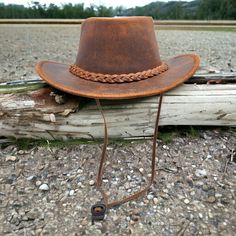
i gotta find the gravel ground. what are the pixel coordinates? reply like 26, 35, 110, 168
0, 25, 236, 236
0, 131, 236, 235
0, 25, 235, 82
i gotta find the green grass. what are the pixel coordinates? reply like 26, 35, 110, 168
4, 126, 234, 150
0, 83, 45, 94
158, 129, 177, 143
10, 137, 101, 150
8, 136, 142, 150
158, 126, 232, 143
158, 126, 200, 143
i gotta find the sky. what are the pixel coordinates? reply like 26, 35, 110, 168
1, 0, 191, 8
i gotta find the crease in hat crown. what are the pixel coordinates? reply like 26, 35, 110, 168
69, 16, 168, 83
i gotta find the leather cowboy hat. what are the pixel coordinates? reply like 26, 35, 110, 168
36, 16, 200, 99
35, 16, 200, 221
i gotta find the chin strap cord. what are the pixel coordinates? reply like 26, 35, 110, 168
91, 95, 163, 223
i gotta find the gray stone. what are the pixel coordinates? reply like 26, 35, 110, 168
195, 169, 207, 178
35, 180, 42, 186
5, 155, 17, 161
147, 194, 154, 200
184, 199, 190, 204
153, 197, 158, 205
139, 168, 144, 173
69, 190, 75, 196
39, 183, 49, 191
207, 196, 216, 203
27, 208, 41, 220
89, 180, 95, 186
27, 175, 37, 181
10, 213, 21, 225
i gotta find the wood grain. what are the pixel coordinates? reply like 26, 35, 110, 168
0, 83, 235, 140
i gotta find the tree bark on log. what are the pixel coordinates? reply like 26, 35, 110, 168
0, 75, 236, 140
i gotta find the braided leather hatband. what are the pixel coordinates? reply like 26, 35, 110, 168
69, 62, 168, 83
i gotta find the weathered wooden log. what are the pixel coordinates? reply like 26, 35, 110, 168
0, 73, 236, 140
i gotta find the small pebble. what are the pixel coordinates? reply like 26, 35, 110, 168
139, 168, 144, 173
163, 145, 169, 150
130, 220, 136, 225
5, 155, 17, 162
206, 154, 212, 159
153, 197, 158, 204
127, 175, 132, 181
184, 199, 190, 204
39, 183, 49, 191
163, 189, 169, 193
202, 184, 209, 191
207, 196, 216, 203
186, 176, 194, 186
160, 193, 169, 200
208, 211, 213, 218
89, 180, 95, 186
219, 222, 227, 230
69, 190, 75, 196
195, 169, 207, 178
147, 194, 154, 200
27, 175, 37, 181
81, 218, 88, 226
215, 193, 222, 198
77, 182, 84, 188
35, 181, 42, 186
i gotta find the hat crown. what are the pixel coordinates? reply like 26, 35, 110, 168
75, 17, 162, 75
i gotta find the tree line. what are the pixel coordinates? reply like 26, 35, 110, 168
0, 0, 235, 20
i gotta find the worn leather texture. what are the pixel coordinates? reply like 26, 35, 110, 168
36, 16, 200, 99
75, 17, 162, 74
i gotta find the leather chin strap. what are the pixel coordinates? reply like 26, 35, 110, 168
91, 95, 163, 222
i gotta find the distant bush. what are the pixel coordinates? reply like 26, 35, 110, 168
0, 0, 235, 20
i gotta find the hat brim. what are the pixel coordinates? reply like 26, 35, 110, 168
35, 54, 200, 100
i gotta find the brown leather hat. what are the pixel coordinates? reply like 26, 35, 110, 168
35, 17, 201, 219
36, 16, 200, 99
